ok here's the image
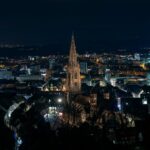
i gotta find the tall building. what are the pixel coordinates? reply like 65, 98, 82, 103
80, 62, 88, 74
134, 53, 140, 61
66, 34, 81, 92
105, 68, 111, 82
49, 59, 55, 69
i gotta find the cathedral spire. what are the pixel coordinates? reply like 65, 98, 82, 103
69, 33, 77, 64
66, 33, 81, 93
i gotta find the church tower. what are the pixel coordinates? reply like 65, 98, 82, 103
66, 34, 81, 93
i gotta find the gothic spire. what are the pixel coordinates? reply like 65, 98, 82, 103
67, 33, 81, 92
69, 33, 77, 65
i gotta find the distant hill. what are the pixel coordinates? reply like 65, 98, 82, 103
0, 45, 149, 57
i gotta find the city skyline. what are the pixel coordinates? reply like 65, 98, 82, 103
0, 1, 150, 150
0, 23, 150, 149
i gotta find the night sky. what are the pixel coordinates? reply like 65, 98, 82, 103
0, 0, 150, 51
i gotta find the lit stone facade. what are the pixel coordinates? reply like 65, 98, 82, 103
66, 34, 81, 93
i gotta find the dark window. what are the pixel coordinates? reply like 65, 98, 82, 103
74, 82, 78, 86
75, 73, 77, 79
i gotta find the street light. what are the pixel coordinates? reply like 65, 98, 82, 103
57, 98, 62, 103
142, 98, 148, 105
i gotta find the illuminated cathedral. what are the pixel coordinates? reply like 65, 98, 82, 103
66, 34, 81, 93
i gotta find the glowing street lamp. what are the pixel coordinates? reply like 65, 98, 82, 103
58, 112, 63, 117
57, 98, 62, 103
142, 98, 148, 105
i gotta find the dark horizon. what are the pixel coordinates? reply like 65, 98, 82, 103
0, 0, 150, 55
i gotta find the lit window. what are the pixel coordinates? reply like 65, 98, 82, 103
142, 99, 148, 105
